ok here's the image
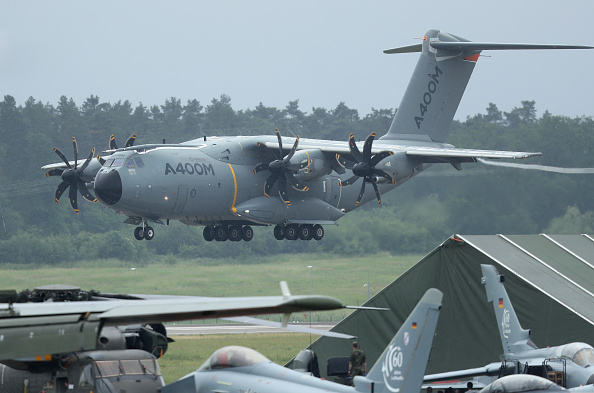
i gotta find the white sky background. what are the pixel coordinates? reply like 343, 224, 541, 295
1, 1, 593, 120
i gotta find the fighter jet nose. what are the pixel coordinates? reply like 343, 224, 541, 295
94, 170, 122, 205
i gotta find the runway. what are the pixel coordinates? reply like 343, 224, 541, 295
166, 322, 337, 335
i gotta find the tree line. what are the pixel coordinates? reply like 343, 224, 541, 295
0, 95, 592, 264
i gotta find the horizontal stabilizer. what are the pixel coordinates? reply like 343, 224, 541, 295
431, 42, 594, 51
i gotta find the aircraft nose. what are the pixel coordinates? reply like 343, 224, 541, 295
94, 169, 122, 205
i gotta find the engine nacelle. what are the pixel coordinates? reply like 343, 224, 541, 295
290, 149, 332, 181
374, 151, 418, 182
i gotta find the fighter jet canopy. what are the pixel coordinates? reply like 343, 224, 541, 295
554, 343, 594, 367
198, 346, 269, 370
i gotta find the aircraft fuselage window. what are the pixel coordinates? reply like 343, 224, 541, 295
134, 157, 145, 167
112, 158, 125, 167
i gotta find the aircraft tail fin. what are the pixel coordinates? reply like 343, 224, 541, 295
481, 264, 536, 355
355, 288, 442, 393
380, 29, 593, 144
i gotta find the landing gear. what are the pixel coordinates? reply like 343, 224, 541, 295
273, 224, 324, 241
134, 225, 154, 240
203, 225, 254, 242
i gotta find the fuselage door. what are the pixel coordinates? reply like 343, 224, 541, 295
171, 185, 188, 214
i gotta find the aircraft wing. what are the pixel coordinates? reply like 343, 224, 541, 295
405, 147, 541, 163
264, 138, 540, 162
0, 283, 345, 361
424, 362, 505, 382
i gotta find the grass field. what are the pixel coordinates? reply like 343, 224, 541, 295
159, 333, 315, 383
0, 253, 420, 317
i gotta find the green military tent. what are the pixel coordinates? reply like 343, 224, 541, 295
297, 234, 594, 379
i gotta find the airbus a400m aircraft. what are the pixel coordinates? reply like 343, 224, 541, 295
42, 29, 593, 242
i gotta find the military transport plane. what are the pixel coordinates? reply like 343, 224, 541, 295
162, 288, 442, 393
42, 29, 593, 242
424, 265, 594, 389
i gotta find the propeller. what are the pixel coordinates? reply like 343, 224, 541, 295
46, 137, 97, 214
337, 132, 395, 205
253, 128, 310, 206
109, 133, 137, 150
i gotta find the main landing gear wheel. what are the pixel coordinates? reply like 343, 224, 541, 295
241, 226, 254, 242
228, 226, 242, 242
203, 226, 214, 241
313, 224, 324, 240
273, 225, 284, 240
206, 225, 254, 242
214, 225, 228, 242
273, 224, 323, 241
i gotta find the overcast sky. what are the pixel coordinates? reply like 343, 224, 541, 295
1, 1, 593, 121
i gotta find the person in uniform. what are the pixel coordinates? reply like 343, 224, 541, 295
349, 341, 366, 377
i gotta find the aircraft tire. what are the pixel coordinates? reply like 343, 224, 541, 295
203, 226, 214, 241
214, 225, 228, 241
313, 224, 324, 241
228, 226, 242, 242
242, 226, 254, 242
299, 224, 314, 240
273, 225, 284, 240
284, 224, 298, 241
134, 227, 144, 241
144, 226, 155, 240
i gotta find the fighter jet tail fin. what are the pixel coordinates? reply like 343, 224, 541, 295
354, 288, 442, 393
481, 264, 536, 355
380, 29, 593, 144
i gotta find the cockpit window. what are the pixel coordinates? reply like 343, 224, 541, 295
79, 364, 94, 388
555, 343, 594, 366
95, 360, 121, 378
573, 348, 594, 367
104, 159, 114, 167
125, 158, 135, 168
111, 158, 125, 167
134, 157, 145, 168
198, 346, 269, 371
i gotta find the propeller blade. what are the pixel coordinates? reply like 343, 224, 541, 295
372, 168, 396, 184
371, 180, 382, 205
253, 162, 269, 174
97, 156, 106, 165
72, 137, 78, 169
336, 154, 356, 169
355, 179, 366, 206
124, 134, 137, 148
283, 135, 299, 163
54, 181, 69, 203
275, 128, 283, 157
362, 132, 376, 163
264, 172, 279, 198
348, 133, 362, 162
45, 168, 64, 177
77, 181, 97, 203
369, 150, 394, 167
286, 173, 309, 191
78, 148, 95, 172
278, 176, 290, 206
339, 175, 359, 187
109, 134, 117, 150
53, 147, 71, 169
68, 184, 79, 213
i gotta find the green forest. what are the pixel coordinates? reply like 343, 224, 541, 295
0, 95, 592, 264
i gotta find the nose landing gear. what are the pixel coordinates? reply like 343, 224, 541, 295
133, 224, 154, 241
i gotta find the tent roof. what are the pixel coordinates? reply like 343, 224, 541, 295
297, 234, 594, 379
